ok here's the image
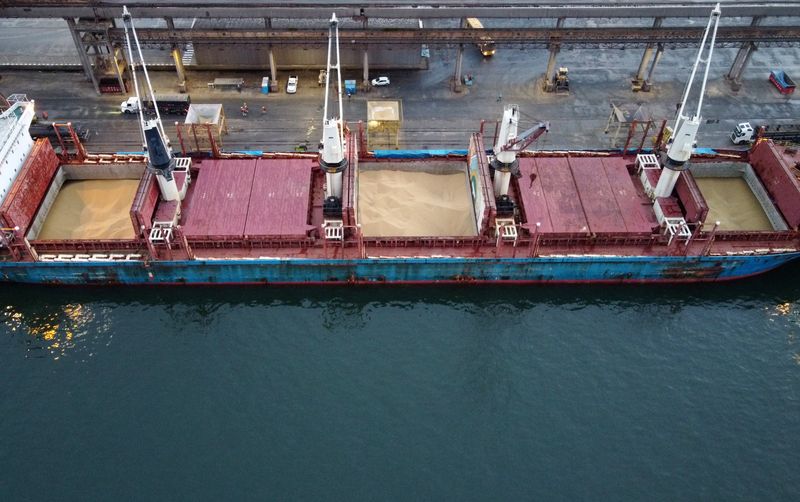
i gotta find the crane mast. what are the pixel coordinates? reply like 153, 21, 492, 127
122, 5, 180, 202
653, 3, 721, 199
320, 13, 347, 218
492, 104, 521, 199
490, 104, 548, 212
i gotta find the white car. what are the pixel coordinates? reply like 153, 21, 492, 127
286, 76, 298, 94
371, 76, 390, 87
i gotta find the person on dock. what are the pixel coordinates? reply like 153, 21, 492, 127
240, 102, 249, 117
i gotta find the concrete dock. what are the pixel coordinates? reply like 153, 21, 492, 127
1, 17, 797, 153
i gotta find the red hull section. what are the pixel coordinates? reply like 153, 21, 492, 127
2, 132, 799, 286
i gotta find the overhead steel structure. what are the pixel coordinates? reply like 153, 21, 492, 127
110, 26, 800, 47
3, 0, 799, 94
2, 1, 800, 19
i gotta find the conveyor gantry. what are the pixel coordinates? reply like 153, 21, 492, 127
104, 26, 800, 48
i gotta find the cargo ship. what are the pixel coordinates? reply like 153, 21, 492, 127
1, 5, 799, 286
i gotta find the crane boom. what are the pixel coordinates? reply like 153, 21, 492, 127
653, 2, 721, 199
504, 121, 550, 152
490, 104, 548, 200
122, 5, 179, 201
319, 13, 348, 218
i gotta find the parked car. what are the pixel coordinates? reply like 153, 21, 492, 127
371, 76, 390, 87
286, 75, 298, 94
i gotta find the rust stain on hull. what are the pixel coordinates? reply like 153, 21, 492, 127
661, 262, 725, 280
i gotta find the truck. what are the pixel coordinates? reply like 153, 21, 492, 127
120, 94, 191, 115
29, 122, 92, 145
730, 122, 800, 145
465, 18, 496, 57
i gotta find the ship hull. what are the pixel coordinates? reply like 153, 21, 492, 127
1, 253, 798, 285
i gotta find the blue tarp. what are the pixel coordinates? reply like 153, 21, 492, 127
227, 150, 263, 156
693, 147, 718, 155
372, 149, 468, 158
117, 147, 722, 159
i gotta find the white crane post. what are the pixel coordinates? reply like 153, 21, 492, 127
491, 104, 520, 198
122, 6, 179, 202
654, 3, 721, 199
320, 13, 348, 215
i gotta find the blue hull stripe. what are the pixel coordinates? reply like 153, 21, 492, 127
1, 253, 799, 284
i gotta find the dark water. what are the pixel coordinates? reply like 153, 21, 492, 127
1, 268, 799, 501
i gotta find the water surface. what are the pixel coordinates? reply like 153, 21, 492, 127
1, 269, 799, 500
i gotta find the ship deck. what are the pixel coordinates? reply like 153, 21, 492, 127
2, 134, 799, 268
180, 157, 316, 239
515, 156, 656, 235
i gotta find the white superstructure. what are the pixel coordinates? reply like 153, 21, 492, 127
0, 99, 36, 205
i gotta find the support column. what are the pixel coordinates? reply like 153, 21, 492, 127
66, 17, 100, 94
268, 47, 277, 88
112, 47, 127, 94
264, 18, 276, 89
633, 18, 663, 91
362, 17, 370, 89
171, 48, 187, 92
727, 43, 756, 91
453, 44, 465, 92
726, 17, 762, 91
632, 18, 662, 91
635, 47, 655, 83
542, 17, 565, 92
362, 50, 370, 88
165, 17, 187, 92
543, 45, 560, 92
641, 43, 664, 92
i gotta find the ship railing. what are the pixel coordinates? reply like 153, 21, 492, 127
362, 236, 487, 248
359, 232, 662, 250
186, 235, 314, 249
31, 239, 143, 252
472, 133, 497, 232
530, 232, 657, 247
709, 230, 797, 242
39, 253, 143, 262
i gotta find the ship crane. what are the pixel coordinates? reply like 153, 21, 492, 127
320, 13, 347, 218
121, 5, 180, 202
490, 104, 549, 212
653, 2, 721, 198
